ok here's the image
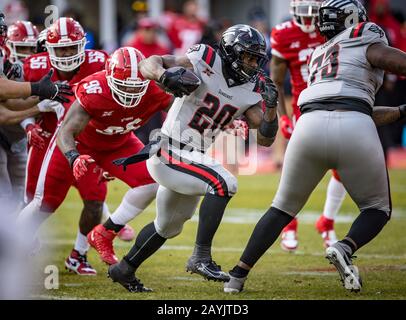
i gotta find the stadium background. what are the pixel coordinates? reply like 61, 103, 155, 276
0, 0, 405, 300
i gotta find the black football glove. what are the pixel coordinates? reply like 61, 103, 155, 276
3, 60, 22, 80
159, 67, 200, 98
259, 76, 278, 108
113, 137, 161, 171
30, 69, 73, 103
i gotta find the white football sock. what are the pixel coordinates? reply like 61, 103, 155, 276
110, 183, 158, 226
101, 202, 111, 222
17, 199, 51, 238
74, 231, 89, 255
323, 176, 346, 220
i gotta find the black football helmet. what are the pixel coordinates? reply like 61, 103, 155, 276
0, 13, 7, 47
218, 24, 268, 83
318, 0, 368, 39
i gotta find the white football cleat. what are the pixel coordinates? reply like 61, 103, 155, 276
326, 244, 362, 292
224, 275, 247, 293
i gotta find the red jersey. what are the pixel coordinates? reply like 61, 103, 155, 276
75, 70, 172, 150
124, 34, 170, 58
167, 16, 205, 54
23, 49, 108, 133
271, 19, 325, 113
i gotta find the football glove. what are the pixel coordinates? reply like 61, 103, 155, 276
72, 154, 95, 180
158, 67, 201, 98
259, 76, 278, 108
30, 69, 73, 103
25, 123, 50, 150
224, 119, 249, 140
279, 115, 294, 139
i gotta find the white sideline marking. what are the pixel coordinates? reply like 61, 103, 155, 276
30, 294, 88, 300
57, 204, 406, 225
281, 271, 336, 277
42, 239, 406, 260
170, 276, 204, 282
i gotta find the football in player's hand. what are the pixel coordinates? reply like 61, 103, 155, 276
159, 66, 201, 98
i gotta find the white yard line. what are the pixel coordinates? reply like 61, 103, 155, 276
42, 240, 406, 260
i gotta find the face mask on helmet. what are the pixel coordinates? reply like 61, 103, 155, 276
8, 43, 36, 61
219, 25, 268, 83
46, 38, 86, 72
231, 45, 268, 82
107, 74, 150, 108
317, 0, 368, 39
290, 1, 321, 33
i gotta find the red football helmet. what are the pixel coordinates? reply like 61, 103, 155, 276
6, 20, 38, 62
46, 17, 86, 72
105, 47, 150, 108
290, 0, 323, 33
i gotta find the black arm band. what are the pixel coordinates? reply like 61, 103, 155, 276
64, 149, 80, 168
399, 104, 406, 119
259, 117, 278, 138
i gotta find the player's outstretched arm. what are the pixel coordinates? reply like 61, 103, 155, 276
0, 103, 40, 125
139, 55, 194, 81
2, 97, 39, 111
372, 105, 406, 126
57, 100, 90, 157
367, 43, 406, 76
271, 56, 293, 139
0, 77, 33, 100
271, 56, 289, 117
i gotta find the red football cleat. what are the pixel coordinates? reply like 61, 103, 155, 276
315, 215, 338, 248
117, 224, 135, 242
65, 249, 97, 276
87, 224, 118, 265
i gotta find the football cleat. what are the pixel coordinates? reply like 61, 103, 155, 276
108, 263, 152, 293
65, 249, 97, 276
315, 215, 338, 248
281, 230, 298, 252
186, 257, 230, 282
326, 243, 362, 292
117, 224, 135, 242
87, 224, 118, 265
224, 275, 247, 293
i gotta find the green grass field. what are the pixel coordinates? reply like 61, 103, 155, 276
34, 169, 406, 300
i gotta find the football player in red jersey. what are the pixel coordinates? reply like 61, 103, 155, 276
19, 17, 115, 275
271, 0, 344, 250
18, 47, 173, 271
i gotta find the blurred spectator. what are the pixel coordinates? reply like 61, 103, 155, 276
369, 0, 403, 49
124, 17, 170, 57
3, 0, 28, 25
63, 8, 99, 49
199, 18, 232, 49
124, 17, 170, 145
119, 0, 149, 46
248, 6, 271, 74
167, 0, 206, 54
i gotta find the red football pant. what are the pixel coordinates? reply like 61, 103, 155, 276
34, 134, 154, 212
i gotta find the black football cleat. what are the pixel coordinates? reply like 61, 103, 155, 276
186, 257, 230, 282
108, 262, 152, 293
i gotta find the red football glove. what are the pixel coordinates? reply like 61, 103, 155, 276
72, 155, 95, 180
279, 115, 294, 139
224, 119, 249, 140
94, 166, 115, 185
25, 124, 46, 149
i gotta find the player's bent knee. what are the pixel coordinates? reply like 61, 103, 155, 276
154, 216, 190, 239
226, 175, 238, 196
